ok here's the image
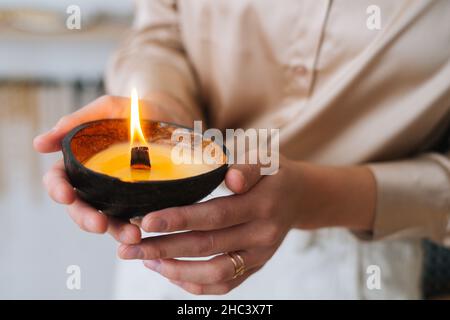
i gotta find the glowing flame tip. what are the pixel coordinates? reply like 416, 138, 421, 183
130, 88, 147, 146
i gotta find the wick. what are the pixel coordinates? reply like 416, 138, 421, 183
130, 146, 151, 170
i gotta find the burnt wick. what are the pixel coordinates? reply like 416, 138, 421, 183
130, 146, 151, 170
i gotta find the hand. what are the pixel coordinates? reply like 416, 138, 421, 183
118, 154, 376, 295
33, 94, 182, 244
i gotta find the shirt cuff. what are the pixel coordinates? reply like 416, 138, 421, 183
362, 154, 450, 245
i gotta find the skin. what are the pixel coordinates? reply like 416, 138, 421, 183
34, 95, 377, 295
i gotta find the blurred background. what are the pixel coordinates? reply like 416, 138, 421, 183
0, 0, 133, 299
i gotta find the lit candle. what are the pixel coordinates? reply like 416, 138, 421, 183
83, 89, 218, 182
62, 89, 228, 218
84, 142, 217, 182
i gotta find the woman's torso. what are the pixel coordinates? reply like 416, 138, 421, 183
178, 0, 450, 164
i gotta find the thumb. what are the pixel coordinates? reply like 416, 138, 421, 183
33, 125, 65, 153
33, 114, 79, 153
225, 163, 263, 194
33, 95, 127, 154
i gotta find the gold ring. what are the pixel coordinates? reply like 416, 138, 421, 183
226, 252, 246, 279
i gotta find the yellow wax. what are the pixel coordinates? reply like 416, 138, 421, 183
84, 142, 219, 182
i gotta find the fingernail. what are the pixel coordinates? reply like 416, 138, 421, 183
144, 259, 161, 272
85, 216, 99, 232
119, 231, 129, 243
130, 217, 142, 226
122, 246, 143, 259
229, 169, 246, 192
145, 218, 167, 232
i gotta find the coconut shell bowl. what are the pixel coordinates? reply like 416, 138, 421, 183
62, 119, 228, 220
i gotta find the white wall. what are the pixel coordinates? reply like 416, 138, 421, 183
0, 0, 132, 81
0, 83, 120, 299
0, 0, 133, 299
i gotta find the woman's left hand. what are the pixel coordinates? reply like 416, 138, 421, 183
118, 155, 376, 295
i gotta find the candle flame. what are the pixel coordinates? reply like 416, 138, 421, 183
130, 88, 147, 147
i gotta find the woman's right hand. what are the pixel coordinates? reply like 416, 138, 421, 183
33, 95, 178, 244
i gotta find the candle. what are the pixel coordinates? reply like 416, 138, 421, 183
82, 88, 220, 182
84, 142, 219, 182
62, 89, 228, 219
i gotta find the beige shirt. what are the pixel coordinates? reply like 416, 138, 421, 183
106, 0, 450, 245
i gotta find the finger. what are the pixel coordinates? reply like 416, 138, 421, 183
118, 223, 265, 260
33, 95, 128, 153
42, 160, 76, 205
143, 250, 263, 284
108, 217, 142, 245
140, 196, 252, 233
67, 195, 141, 242
33, 127, 62, 154
67, 197, 108, 234
225, 161, 263, 194
170, 267, 261, 295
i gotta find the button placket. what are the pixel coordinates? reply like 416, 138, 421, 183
283, 0, 331, 97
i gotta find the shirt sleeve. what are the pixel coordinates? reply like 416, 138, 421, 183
364, 151, 450, 246
104, 0, 204, 124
